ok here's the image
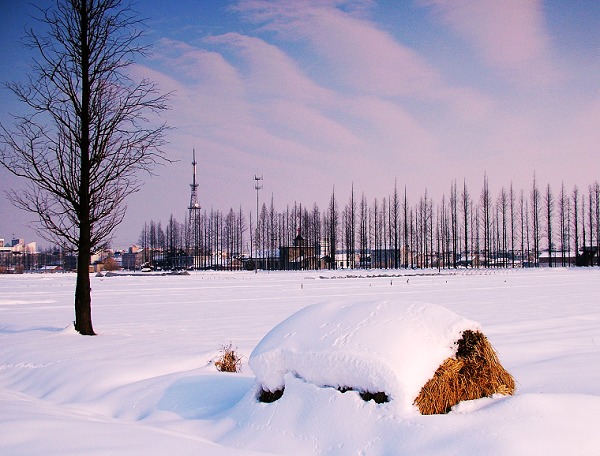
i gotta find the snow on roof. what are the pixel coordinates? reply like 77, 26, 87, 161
249, 300, 480, 412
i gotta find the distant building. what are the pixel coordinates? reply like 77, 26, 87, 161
539, 250, 577, 267
576, 246, 599, 266
122, 246, 143, 270
39, 265, 62, 273
0, 237, 38, 272
279, 229, 321, 270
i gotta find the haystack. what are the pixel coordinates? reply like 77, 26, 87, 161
414, 329, 515, 415
249, 300, 515, 415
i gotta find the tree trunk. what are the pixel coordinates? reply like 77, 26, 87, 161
75, 239, 95, 335
75, 1, 95, 336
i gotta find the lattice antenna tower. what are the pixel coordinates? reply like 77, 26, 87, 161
189, 149, 201, 268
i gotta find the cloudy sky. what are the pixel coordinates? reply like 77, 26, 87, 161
1, 0, 598, 248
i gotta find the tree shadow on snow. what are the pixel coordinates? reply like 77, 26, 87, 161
157, 375, 253, 419
0, 325, 65, 334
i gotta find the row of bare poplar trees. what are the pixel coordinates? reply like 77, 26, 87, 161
139, 175, 600, 270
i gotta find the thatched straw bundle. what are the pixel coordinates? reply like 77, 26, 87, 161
414, 330, 515, 415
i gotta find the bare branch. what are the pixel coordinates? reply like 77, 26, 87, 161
0, 0, 169, 253
0, 0, 170, 334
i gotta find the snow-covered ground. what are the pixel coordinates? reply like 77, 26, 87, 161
1, 268, 599, 455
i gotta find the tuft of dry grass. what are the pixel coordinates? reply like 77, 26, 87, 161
214, 343, 243, 373
414, 330, 515, 415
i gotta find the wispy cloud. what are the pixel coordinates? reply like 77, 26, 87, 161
205, 32, 335, 104
234, 0, 494, 118
137, 1, 510, 206
235, 0, 441, 97
419, 0, 562, 86
135, 0, 596, 212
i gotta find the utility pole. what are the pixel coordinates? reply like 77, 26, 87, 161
254, 175, 263, 271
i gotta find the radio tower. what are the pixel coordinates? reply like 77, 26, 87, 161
188, 149, 201, 269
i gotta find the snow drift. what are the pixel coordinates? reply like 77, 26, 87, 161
249, 300, 510, 413
2, 269, 600, 455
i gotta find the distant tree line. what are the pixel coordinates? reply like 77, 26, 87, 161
138, 175, 600, 271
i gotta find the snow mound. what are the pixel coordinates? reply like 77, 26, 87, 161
249, 300, 480, 412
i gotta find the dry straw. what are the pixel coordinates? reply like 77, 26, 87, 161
215, 343, 243, 373
414, 330, 515, 415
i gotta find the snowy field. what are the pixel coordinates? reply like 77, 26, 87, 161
1, 268, 600, 455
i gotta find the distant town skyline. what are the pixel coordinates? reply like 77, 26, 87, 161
1, 0, 599, 248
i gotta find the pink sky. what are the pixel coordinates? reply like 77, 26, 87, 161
0, 0, 598, 247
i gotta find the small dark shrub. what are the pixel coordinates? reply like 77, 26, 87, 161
339, 386, 389, 403
359, 391, 389, 403
258, 388, 284, 403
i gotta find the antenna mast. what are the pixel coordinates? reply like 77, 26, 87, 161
253, 174, 263, 270
189, 149, 201, 269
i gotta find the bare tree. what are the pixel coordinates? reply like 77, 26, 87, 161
310, 203, 321, 269
259, 202, 268, 263
427, 191, 434, 268
149, 220, 157, 266
327, 187, 339, 269
139, 221, 149, 264
166, 213, 184, 269
224, 208, 236, 270
344, 184, 357, 269
403, 186, 409, 268
545, 184, 554, 267
392, 182, 400, 268
559, 183, 567, 266
372, 197, 380, 267
440, 195, 450, 268
409, 207, 415, 268
474, 202, 481, 268
531, 175, 541, 266
450, 180, 458, 267
572, 186, 579, 264
498, 187, 508, 267
269, 195, 277, 270
519, 191, 525, 266
462, 179, 470, 266
238, 206, 246, 262
157, 221, 165, 262
359, 193, 368, 268
382, 197, 390, 268
0, 0, 169, 334
481, 174, 492, 267
493, 199, 500, 267
509, 183, 515, 267
343, 203, 352, 269
589, 183, 600, 266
